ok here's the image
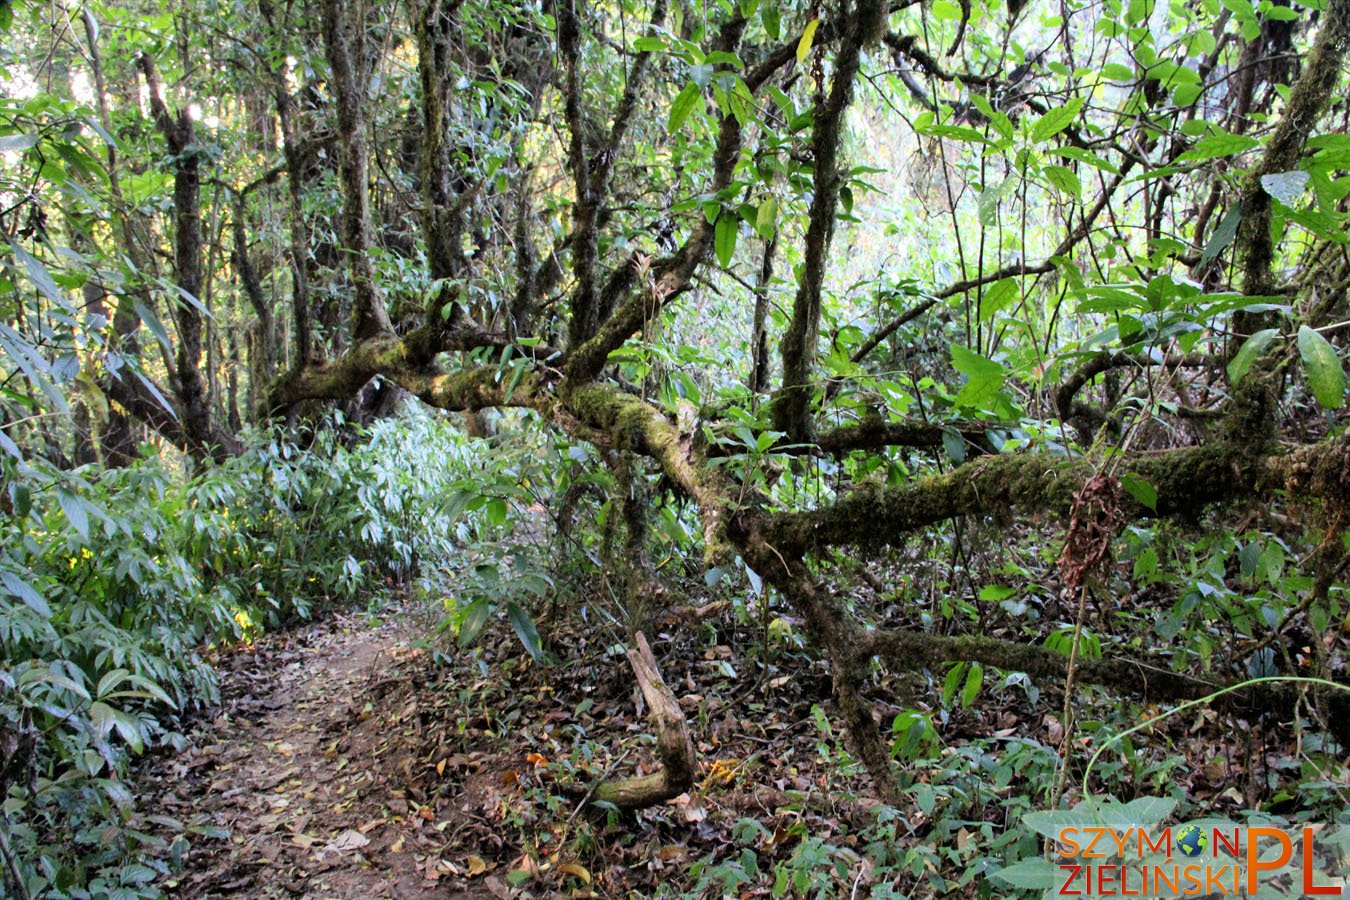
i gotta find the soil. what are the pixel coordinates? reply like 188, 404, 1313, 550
135, 610, 504, 899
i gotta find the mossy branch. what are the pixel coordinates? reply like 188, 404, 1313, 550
754, 436, 1350, 555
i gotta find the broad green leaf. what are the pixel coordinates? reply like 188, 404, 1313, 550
1199, 207, 1241, 265
755, 197, 778, 238
133, 298, 173, 351
58, 489, 89, 540
97, 669, 130, 698
941, 427, 966, 464
704, 51, 744, 70
667, 82, 701, 133
1121, 472, 1158, 511
728, 76, 754, 125
507, 601, 543, 660
1178, 132, 1258, 160
924, 123, 989, 143
1, 570, 50, 617
1227, 327, 1278, 385
486, 497, 508, 526
715, 213, 738, 267
1029, 96, 1083, 143
951, 345, 1006, 408
111, 708, 144, 752
979, 278, 1019, 322
1101, 63, 1136, 82
796, 18, 820, 63
977, 177, 1008, 227
1260, 169, 1310, 206
1297, 325, 1345, 409
990, 859, 1061, 890
12, 242, 68, 307
457, 597, 492, 646
90, 700, 116, 739
1043, 164, 1082, 197
961, 662, 983, 707
1121, 795, 1177, 826
0, 133, 38, 152
632, 36, 665, 52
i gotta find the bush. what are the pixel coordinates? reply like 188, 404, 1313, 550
0, 408, 477, 898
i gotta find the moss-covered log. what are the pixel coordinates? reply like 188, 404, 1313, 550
755, 435, 1350, 554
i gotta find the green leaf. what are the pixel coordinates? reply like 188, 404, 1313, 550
1260, 169, 1310, 206
1043, 164, 1082, 197
941, 427, 966, 464
1121, 472, 1157, 511
1178, 132, 1258, 160
755, 197, 778, 238
1227, 327, 1278, 385
0, 133, 38, 152
991, 859, 1061, 890
1101, 63, 1136, 82
950, 345, 1006, 408
979, 278, 1019, 322
1, 571, 50, 617
667, 82, 701, 133
1029, 96, 1084, 143
486, 497, 508, 526
507, 602, 543, 660
977, 177, 1007, 227
942, 662, 966, 707
1297, 325, 1345, 409
133, 298, 173, 352
11, 242, 68, 307
90, 700, 116, 739
715, 213, 738, 267
456, 599, 494, 647
111, 708, 144, 752
633, 36, 665, 52
1121, 795, 1177, 826
796, 18, 820, 63
1199, 207, 1241, 265
961, 662, 983, 708
457, 597, 492, 646
97, 669, 131, 698
728, 76, 755, 126
58, 489, 89, 540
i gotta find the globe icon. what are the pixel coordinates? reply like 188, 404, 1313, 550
1176, 825, 1208, 858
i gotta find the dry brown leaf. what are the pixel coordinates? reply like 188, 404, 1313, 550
323, 829, 370, 854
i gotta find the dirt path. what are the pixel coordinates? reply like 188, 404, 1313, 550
138, 610, 502, 899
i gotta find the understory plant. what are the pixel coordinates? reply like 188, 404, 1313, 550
0, 407, 477, 898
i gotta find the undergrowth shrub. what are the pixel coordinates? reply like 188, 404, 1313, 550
0, 407, 475, 898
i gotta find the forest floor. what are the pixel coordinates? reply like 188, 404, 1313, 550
134, 609, 470, 898
131, 598, 898, 899
129, 589, 1326, 898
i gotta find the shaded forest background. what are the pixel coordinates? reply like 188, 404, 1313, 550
2, 0, 1350, 894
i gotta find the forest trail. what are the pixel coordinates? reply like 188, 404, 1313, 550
136, 610, 502, 899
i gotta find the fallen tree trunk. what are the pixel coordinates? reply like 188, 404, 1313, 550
592, 632, 696, 811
